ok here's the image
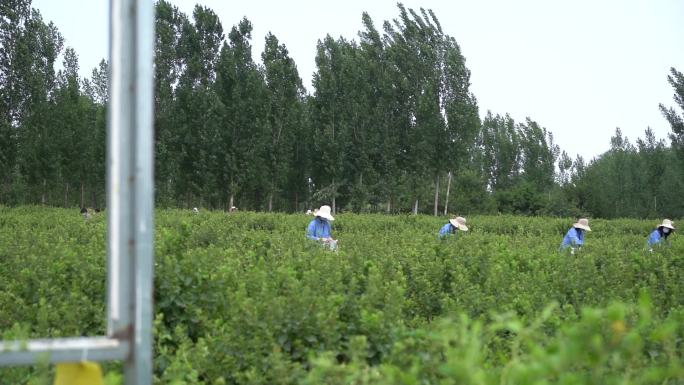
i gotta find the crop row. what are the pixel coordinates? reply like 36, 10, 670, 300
0, 207, 682, 384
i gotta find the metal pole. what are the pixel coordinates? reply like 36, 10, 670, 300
107, 0, 132, 340
108, 0, 154, 383
130, 0, 155, 382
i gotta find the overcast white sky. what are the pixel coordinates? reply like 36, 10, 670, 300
32, 0, 684, 161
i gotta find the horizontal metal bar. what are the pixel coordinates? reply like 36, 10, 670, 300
0, 337, 128, 366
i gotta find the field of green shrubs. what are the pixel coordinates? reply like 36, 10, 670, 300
1, 206, 683, 384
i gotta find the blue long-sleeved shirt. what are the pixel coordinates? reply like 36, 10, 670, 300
306, 217, 332, 240
560, 227, 584, 249
438, 223, 457, 238
647, 229, 668, 247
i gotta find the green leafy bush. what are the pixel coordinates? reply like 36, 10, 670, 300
1, 208, 682, 384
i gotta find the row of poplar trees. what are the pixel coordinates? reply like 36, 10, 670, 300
2, 0, 683, 217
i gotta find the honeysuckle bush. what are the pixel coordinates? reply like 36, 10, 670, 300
0, 207, 683, 384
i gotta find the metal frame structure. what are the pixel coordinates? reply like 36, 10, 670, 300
0, 0, 155, 383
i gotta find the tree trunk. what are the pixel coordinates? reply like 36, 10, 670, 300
80, 181, 85, 209
358, 173, 363, 212
91, 188, 98, 209
387, 197, 391, 214
268, 180, 275, 212
64, 182, 69, 208
444, 171, 452, 215
332, 178, 336, 214
42, 179, 47, 205
229, 194, 234, 210
0, 178, 4, 204
413, 198, 418, 215
433, 174, 440, 216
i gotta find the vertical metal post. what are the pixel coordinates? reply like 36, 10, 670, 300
107, 0, 132, 341
108, 0, 154, 383
131, 0, 155, 382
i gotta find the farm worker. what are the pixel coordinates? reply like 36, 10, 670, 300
438, 216, 468, 238
560, 218, 591, 254
306, 204, 338, 251
80, 207, 91, 220
647, 219, 675, 252
192, 207, 199, 215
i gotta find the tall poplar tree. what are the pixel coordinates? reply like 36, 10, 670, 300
215, 18, 267, 209
310, 35, 351, 213
14, 8, 63, 204
154, 0, 186, 204
82, 59, 108, 208
381, 5, 479, 215
174, 5, 224, 206
358, 12, 399, 212
660, 67, 684, 156
53, 47, 95, 207
261, 33, 305, 211
0, 0, 33, 202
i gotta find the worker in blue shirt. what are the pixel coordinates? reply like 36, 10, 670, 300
560, 218, 591, 254
647, 219, 675, 252
306, 205, 338, 250
438, 216, 468, 238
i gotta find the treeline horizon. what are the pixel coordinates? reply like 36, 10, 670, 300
1, 0, 683, 218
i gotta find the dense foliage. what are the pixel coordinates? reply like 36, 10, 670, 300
1, 207, 683, 383
1, 1, 683, 217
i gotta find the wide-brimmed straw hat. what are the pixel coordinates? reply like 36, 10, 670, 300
658, 219, 675, 230
449, 216, 468, 231
316, 205, 335, 221
573, 218, 591, 231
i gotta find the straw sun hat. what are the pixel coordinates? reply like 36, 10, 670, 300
449, 216, 468, 231
573, 218, 591, 231
658, 219, 675, 230
316, 205, 335, 221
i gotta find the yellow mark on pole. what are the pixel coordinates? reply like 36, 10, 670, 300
54, 362, 104, 385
